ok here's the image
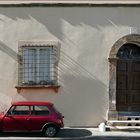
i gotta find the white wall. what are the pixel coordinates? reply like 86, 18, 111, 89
0, 6, 138, 126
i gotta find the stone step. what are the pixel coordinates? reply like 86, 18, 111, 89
108, 120, 140, 123
107, 120, 140, 126
118, 115, 140, 120
108, 126, 140, 131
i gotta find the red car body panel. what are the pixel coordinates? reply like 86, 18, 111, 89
1, 115, 30, 131
0, 101, 64, 132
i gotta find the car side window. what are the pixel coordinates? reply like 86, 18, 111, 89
8, 105, 29, 116
31, 105, 50, 116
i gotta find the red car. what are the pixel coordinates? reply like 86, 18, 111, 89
0, 101, 64, 137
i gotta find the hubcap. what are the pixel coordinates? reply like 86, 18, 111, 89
45, 126, 56, 137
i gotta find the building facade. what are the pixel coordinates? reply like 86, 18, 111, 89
0, 0, 140, 126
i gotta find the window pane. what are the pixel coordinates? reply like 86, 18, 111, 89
23, 49, 36, 84
31, 105, 50, 116
39, 48, 51, 83
12, 106, 29, 115
15, 106, 29, 111
21, 46, 56, 86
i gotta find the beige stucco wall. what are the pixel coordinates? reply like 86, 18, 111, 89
0, 6, 138, 126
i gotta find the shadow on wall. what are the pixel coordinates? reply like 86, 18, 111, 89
59, 51, 108, 126
20, 50, 108, 126
0, 8, 109, 126
59, 74, 107, 126
59, 75, 107, 125
0, 41, 18, 62
0, 7, 139, 41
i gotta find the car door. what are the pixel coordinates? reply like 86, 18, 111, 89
1, 105, 30, 132
29, 105, 52, 131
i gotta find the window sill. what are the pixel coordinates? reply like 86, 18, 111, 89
15, 85, 60, 93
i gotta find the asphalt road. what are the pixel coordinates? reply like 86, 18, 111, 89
0, 128, 140, 140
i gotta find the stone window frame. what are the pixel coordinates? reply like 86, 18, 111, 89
15, 41, 61, 93
108, 34, 140, 120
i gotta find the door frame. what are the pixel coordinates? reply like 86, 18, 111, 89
108, 34, 140, 120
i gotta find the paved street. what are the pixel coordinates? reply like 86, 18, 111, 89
0, 128, 140, 140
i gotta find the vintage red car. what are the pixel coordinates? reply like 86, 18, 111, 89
0, 101, 64, 137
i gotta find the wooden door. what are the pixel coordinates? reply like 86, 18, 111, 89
116, 60, 140, 111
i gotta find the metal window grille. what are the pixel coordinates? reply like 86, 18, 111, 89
18, 45, 58, 86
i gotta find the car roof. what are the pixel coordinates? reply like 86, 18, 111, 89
11, 101, 53, 106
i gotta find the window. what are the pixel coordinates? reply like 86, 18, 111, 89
117, 43, 140, 59
9, 106, 29, 116
31, 106, 50, 116
17, 41, 60, 87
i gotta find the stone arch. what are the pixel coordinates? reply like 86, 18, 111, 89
108, 34, 140, 120
109, 34, 140, 59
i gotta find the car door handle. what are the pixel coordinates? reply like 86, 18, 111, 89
26, 118, 30, 121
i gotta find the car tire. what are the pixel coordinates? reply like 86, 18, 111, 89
43, 125, 58, 137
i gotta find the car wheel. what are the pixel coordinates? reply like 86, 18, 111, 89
43, 125, 57, 137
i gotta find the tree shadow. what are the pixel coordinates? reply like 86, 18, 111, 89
0, 7, 134, 41
0, 41, 18, 62
0, 7, 109, 126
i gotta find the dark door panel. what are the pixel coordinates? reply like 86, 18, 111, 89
116, 60, 140, 111
117, 75, 128, 90
116, 90, 128, 105
131, 94, 140, 105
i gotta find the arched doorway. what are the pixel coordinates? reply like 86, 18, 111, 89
108, 34, 140, 120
